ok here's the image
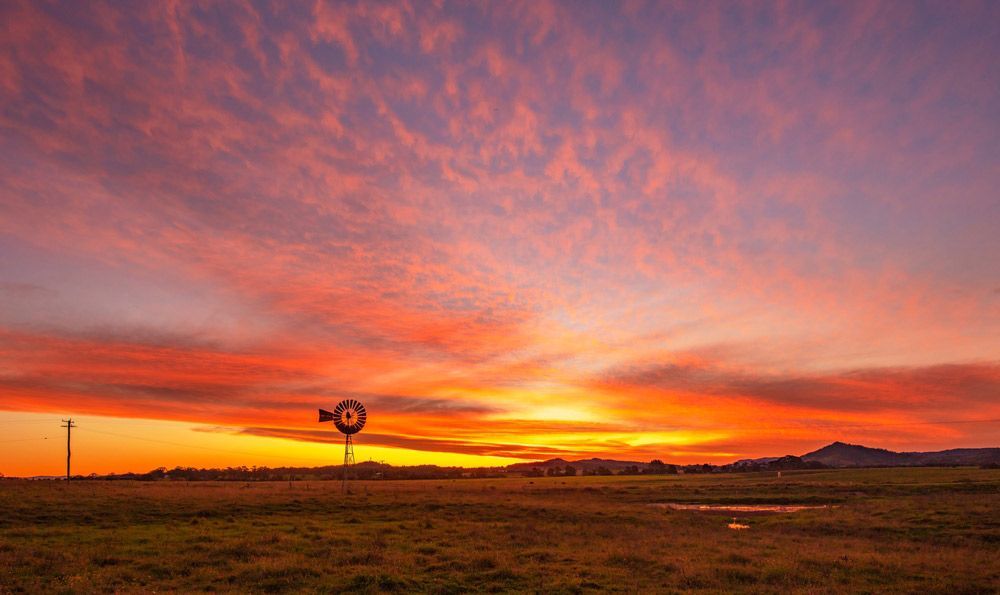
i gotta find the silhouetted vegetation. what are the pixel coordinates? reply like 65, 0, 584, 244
98, 462, 474, 482
32, 442, 1000, 484
721, 455, 827, 473
62, 456, 818, 483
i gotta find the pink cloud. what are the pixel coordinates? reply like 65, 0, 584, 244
0, 1, 996, 467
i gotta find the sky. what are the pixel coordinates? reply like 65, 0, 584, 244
1, 1, 998, 476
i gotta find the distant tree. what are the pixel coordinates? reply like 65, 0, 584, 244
546, 466, 560, 477
646, 460, 679, 475
619, 465, 641, 475
596, 466, 613, 476
563, 465, 577, 477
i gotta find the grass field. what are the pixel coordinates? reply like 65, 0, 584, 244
1, 468, 998, 593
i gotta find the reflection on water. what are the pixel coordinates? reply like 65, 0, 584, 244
727, 520, 751, 530
651, 503, 833, 513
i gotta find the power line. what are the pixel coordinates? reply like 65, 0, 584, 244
0, 436, 51, 444
2, 415, 995, 463
620, 417, 1000, 434
0, 418, 200, 427
762, 417, 1000, 431
75, 427, 331, 464
3, 416, 996, 431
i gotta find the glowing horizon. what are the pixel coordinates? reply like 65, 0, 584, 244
1, 1, 998, 476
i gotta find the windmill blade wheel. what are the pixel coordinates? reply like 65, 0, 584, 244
332, 399, 367, 435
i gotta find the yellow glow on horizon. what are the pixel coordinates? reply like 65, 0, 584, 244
512, 405, 598, 423
0, 411, 523, 476
622, 431, 731, 448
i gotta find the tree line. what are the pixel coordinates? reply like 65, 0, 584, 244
5, 454, 834, 481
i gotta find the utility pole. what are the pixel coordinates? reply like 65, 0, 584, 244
61, 418, 75, 480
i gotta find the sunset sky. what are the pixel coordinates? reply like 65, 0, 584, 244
1, 1, 998, 476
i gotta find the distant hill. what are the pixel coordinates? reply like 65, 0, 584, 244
507, 443, 1000, 473
802, 442, 1000, 467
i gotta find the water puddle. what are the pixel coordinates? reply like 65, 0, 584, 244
651, 503, 833, 514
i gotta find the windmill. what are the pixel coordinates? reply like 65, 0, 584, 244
319, 399, 367, 490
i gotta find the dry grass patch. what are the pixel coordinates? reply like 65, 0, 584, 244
0, 468, 997, 592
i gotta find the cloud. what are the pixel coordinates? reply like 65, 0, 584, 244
0, 1, 997, 467
601, 360, 1000, 413
230, 426, 578, 460
0, 283, 57, 299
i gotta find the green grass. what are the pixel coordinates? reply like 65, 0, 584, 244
1, 468, 998, 593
